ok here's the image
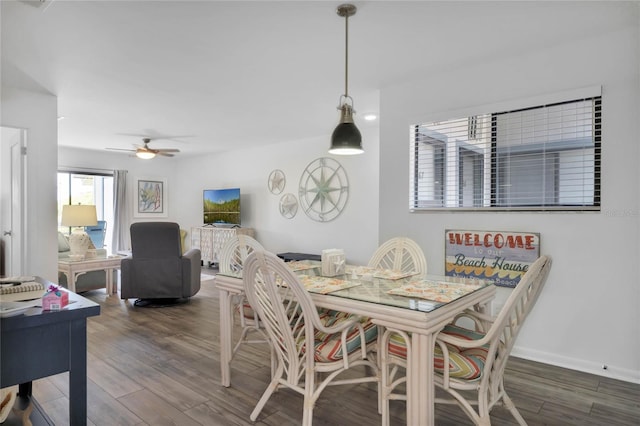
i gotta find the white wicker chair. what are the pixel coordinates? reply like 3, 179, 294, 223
243, 250, 379, 426
218, 235, 268, 356
366, 237, 427, 411
380, 255, 552, 426
368, 237, 427, 277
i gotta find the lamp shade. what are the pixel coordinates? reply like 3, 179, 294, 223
61, 204, 98, 227
329, 123, 363, 155
329, 103, 363, 155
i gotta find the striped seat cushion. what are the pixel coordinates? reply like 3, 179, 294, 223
388, 324, 488, 380
240, 302, 255, 319
298, 311, 377, 363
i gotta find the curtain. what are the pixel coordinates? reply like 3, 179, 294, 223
112, 169, 129, 252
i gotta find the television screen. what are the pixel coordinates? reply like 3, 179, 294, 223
203, 188, 241, 226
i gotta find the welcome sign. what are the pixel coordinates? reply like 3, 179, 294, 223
445, 230, 540, 288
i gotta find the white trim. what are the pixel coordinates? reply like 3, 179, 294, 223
58, 165, 114, 175
512, 344, 640, 384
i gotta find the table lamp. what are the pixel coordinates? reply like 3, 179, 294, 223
61, 204, 98, 259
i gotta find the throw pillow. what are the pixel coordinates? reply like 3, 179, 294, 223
58, 232, 70, 252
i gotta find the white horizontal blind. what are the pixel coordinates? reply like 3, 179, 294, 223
410, 97, 601, 211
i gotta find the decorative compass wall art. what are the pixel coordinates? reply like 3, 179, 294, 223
268, 169, 286, 194
279, 193, 298, 219
298, 157, 349, 222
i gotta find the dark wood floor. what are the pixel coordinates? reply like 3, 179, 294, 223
32, 270, 640, 425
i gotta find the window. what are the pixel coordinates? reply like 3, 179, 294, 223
57, 171, 114, 244
410, 96, 601, 211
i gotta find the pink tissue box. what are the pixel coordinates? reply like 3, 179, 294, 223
42, 289, 69, 311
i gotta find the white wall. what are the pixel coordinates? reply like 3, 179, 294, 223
172, 126, 380, 266
379, 6, 640, 382
1, 86, 58, 282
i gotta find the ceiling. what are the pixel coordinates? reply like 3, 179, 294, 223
2, 0, 622, 158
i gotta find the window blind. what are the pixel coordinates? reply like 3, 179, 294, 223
410, 96, 601, 211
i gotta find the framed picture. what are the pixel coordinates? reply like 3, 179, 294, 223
134, 177, 168, 217
444, 229, 540, 288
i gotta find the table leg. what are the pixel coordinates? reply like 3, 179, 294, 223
219, 288, 234, 387
408, 332, 436, 425
70, 271, 89, 294
60, 271, 76, 293
68, 271, 77, 293
68, 319, 88, 426
106, 269, 115, 295
17, 382, 32, 397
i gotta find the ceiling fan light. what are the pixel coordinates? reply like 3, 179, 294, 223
136, 150, 156, 159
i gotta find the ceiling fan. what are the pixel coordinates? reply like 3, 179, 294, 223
106, 138, 180, 159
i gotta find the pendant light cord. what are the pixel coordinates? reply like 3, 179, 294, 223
344, 12, 349, 98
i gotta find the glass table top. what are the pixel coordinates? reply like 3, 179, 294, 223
219, 260, 493, 313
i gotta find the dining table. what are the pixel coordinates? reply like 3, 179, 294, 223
214, 260, 496, 426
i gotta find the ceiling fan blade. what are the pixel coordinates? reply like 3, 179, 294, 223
106, 148, 136, 152
117, 132, 194, 143
109, 136, 180, 158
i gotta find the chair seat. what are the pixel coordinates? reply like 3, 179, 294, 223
243, 304, 377, 362
314, 312, 378, 362
388, 324, 488, 380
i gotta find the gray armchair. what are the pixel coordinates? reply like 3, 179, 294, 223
121, 222, 201, 306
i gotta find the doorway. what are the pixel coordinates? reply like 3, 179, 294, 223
0, 126, 27, 276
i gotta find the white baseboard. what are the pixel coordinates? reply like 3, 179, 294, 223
511, 345, 640, 384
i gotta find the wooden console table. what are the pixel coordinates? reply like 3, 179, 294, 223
191, 226, 255, 265
0, 279, 100, 425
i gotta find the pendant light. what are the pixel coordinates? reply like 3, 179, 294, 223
329, 4, 363, 155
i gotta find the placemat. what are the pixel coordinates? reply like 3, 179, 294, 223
297, 275, 361, 294
345, 265, 377, 275
387, 279, 482, 303
286, 261, 319, 272
345, 266, 418, 280
373, 269, 419, 280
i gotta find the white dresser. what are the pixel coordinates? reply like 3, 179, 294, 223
191, 226, 255, 265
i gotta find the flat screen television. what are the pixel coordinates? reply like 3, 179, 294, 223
203, 188, 241, 227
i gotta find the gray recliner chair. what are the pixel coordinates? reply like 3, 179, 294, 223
121, 222, 201, 306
